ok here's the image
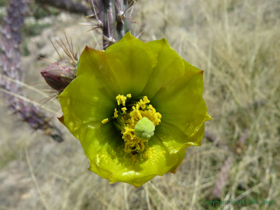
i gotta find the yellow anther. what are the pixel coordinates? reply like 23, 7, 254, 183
119, 96, 161, 154
116, 94, 127, 106
147, 104, 153, 109
157, 113, 162, 119
143, 96, 150, 104
116, 94, 121, 105
121, 107, 127, 114
130, 104, 142, 121
107, 95, 161, 155
139, 99, 146, 109
122, 127, 135, 140
138, 96, 151, 110
114, 108, 118, 118
102, 118, 109, 124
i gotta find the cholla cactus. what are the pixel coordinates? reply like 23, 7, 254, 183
2, 0, 210, 187
0, 0, 63, 142
39, 0, 211, 187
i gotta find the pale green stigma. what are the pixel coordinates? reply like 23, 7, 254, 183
135, 117, 155, 140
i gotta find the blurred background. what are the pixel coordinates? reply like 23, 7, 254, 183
0, 0, 280, 209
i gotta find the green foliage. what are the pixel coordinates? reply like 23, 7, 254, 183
31, 5, 59, 20
21, 40, 30, 56
22, 22, 50, 37
0, 0, 9, 6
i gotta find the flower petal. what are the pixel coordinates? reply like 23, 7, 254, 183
79, 121, 179, 187
58, 48, 117, 137
76, 46, 121, 99
155, 121, 198, 155
153, 60, 211, 137
167, 124, 205, 174
141, 38, 185, 99
138, 38, 210, 137
105, 32, 157, 97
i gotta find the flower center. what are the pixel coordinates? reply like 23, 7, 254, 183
102, 94, 162, 155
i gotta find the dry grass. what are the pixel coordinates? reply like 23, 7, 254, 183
1, 0, 280, 209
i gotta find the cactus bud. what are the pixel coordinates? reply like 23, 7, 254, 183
41, 60, 77, 93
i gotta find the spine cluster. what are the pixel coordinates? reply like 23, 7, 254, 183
87, 0, 135, 48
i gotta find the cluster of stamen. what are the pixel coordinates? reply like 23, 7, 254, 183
102, 94, 162, 155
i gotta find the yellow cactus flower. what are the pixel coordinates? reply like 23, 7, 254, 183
58, 32, 211, 187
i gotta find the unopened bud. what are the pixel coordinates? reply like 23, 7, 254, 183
41, 60, 77, 93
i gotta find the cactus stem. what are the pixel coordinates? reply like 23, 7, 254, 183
0, 0, 64, 142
